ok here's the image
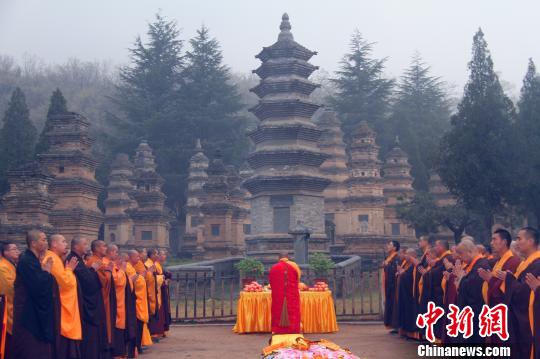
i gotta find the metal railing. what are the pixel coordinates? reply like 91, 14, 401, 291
168, 266, 382, 323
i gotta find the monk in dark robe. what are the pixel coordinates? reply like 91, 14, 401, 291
106, 245, 129, 358
478, 229, 521, 346
441, 265, 458, 344
430, 239, 453, 342
397, 249, 419, 339
525, 273, 540, 359
268, 252, 301, 334
158, 250, 172, 335
496, 227, 540, 359
11, 230, 54, 359
413, 236, 431, 331
43, 234, 81, 359
391, 250, 406, 330
0, 241, 20, 359
87, 240, 117, 356
67, 237, 109, 359
453, 238, 490, 344
145, 249, 163, 339
382, 240, 400, 332
417, 247, 437, 323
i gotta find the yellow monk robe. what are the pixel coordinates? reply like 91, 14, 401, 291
112, 264, 127, 330
42, 250, 82, 340
0, 257, 16, 335
86, 255, 114, 344
144, 259, 159, 317
155, 262, 165, 309
126, 262, 152, 347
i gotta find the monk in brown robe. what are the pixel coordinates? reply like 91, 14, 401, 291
157, 250, 172, 335
525, 273, 540, 359
417, 247, 437, 320
478, 229, 521, 346
430, 240, 453, 342
382, 240, 400, 332
397, 249, 419, 339
87, 240, 116, 357
413, 237, 431, 327
496, 227, 540, 359
391, 249, 407, 330
441, 257, 458, 344
453, 238, 490, 344
43, 234, 81, 358
145, 249, 163, 339
12, 230, 54, 359
126, 250, 151, 354
268, 252, 302, 334
0, 241, 20, 359
67, 237, 108, 359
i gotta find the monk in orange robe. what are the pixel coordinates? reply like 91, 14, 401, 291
145, 249, 163, 338
117, 253, 137, 358
269, 253, 301, 334
12, 230, 54, 359
127, 250, 151, 354
87, 240, 116, 356
106, 245, 129, 358
43, 234, 82, 358
0, 241, 20, 359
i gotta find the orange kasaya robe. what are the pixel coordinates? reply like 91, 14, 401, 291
126, 262, 152, 347
42, 250, 82, 340
0, 257, 16, 336
86, 255, 115, 344
111, 264, 126, 330
268, 258, 302, 334
143, 259, 160, 318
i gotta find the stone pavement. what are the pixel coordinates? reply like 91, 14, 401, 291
143, 323, 419, 358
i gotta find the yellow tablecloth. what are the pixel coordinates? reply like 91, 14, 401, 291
233, 291, 339, 334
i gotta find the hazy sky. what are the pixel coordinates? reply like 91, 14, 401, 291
1, 0, 539, 97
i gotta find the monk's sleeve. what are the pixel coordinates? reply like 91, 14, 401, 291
49, 260, 77, 290
0, 266, 12, 296
74, 262, 101, 295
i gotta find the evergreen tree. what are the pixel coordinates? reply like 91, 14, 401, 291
515, 59, 540, 224
0, 87, 37, 192
437, 29, 516, 235
388, 54, 451, 190
330, 30, 394, 140
35, 88, 68, 155
115, 12, 184, 131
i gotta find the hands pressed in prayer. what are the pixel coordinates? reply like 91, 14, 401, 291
91, 260, 102, 271
67, 256, 78, 271
525, 273, 540, 291
453, 260, 466, 282
443, 258, 454, 270
493, 270, 508, 281
106, 261, 115, 271
42, 257, 53, 273
443, 271, 451, 280
418, 266, 426, 275
396, 266, 404, 276
411, 258, 420, 266
149, 265, 156, 273
427, 258, 436, 267
130, 274, 139, 283
478, 268, 492, 282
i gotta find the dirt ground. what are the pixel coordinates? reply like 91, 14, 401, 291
143, 323, 419, 359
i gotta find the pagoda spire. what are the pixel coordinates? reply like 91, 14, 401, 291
278, 13, 293, 41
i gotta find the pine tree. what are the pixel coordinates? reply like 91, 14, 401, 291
35, 88, 68, 155
180, 25, 245, 160
0, 87, 38, 192
388, 53, 451, 190
515, 59, 540, 224
330, 30, 394, 140
437, 29, 516, 234
116, 12, 184, 127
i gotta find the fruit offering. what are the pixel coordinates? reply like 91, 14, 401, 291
243, 281, 264, 292
298, 282, 309, 291
308, 281, 329, 291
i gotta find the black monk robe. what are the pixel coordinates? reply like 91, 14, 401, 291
533, 287, 540, 359
430, 251, 453, 341
504, 255, 540, 359
11, 249, 54, 359
124, 272, 137, 358
66, 252, 109, 359
383, 253, 399, 329
397, 264, 418, 338
456, 256, 491, 344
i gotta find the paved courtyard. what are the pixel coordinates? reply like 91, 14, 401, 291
144, 323, 419, 358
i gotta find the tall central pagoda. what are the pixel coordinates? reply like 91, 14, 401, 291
244, 13, 330, 261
